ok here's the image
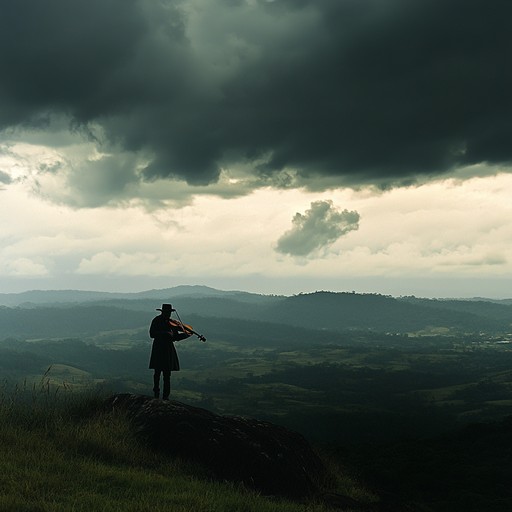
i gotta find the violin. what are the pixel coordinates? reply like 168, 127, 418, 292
169, 319, 207, 342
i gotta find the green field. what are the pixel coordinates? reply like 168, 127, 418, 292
3, 329, 512, 444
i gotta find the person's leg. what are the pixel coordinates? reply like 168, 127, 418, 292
162, 370, 171, 400
153, 369, 161, 398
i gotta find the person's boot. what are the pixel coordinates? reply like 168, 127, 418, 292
162, 375, 170, 401
153, 372, 161, 399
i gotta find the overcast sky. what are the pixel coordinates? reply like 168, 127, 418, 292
1, 0, 512, 298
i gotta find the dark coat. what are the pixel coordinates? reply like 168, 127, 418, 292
148, 314, 189, 371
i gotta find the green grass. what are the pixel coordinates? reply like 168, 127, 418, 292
0, 383, 371, 512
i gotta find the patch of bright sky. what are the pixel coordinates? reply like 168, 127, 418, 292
1, 140, 512, 298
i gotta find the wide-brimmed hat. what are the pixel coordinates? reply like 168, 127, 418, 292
156, 303, 175, 312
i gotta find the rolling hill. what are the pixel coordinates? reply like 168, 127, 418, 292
1, 287, 511, 340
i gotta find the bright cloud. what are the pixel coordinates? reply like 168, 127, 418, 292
1, 169, 511, 297
276, 200, 360, 257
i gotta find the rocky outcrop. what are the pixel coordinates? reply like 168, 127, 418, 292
104, 393, 327, 498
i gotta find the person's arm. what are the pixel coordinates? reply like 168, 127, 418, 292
168, 324, 191, 342
150, 316, 171, 339
174, 331, 191, 342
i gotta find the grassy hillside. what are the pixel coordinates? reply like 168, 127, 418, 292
0, 388, 376, 512
3, 386, 510, 512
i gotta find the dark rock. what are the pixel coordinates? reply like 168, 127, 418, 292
104, 393, 327, 498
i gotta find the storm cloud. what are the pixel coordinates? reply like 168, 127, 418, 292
0, 170, 11, 184
276, 200, 360, 257
1, 0, 512, 200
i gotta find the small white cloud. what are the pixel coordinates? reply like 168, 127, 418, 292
276, 200, 360, 257
6, 258, 48, 276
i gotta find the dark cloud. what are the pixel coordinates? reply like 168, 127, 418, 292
1, 0, 511, 194
276, 200, 360, 256
33, 154, 141, 208
0, 170, 12, 184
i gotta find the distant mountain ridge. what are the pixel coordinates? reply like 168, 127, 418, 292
0, 285, 270, 307
0, 286, 511, 337
1, 284, 510, 306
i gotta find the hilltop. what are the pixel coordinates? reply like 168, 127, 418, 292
2, 388, 510, 511
0, 390, 379, 511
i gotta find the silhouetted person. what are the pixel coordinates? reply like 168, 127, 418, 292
149, 303, 191, 399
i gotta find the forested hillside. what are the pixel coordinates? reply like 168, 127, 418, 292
1, 287, 512, 338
